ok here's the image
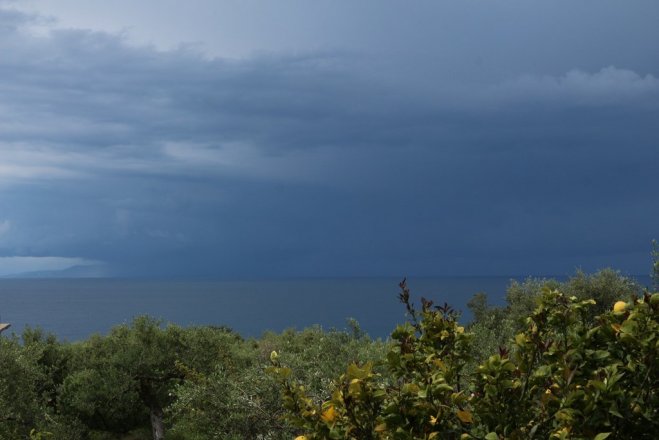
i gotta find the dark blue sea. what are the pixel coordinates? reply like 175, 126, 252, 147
0, 276, 651, 341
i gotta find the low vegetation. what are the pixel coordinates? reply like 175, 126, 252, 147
1, 266, 656, 439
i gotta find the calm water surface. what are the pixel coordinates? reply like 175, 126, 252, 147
0, 276, 650, 341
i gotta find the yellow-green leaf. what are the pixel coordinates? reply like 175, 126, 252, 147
456, 410, 473, 423
320, 404, 337, 423
374, 423, 387, 432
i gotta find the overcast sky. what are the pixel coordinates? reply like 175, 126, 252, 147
0, 0, 657, 278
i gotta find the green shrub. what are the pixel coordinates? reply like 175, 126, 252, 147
273, 281, 659, 439
169, 322, 386, 439
467, 269, 641, 365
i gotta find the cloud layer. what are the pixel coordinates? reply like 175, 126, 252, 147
0, 4, 657, 277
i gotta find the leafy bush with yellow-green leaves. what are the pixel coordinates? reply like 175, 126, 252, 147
271, 279, 659, 439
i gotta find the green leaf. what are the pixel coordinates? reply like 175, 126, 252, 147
484, 433, 498, 440
594, 433, 611, 440
592, 350, 610, 360
609, 402, 623, 418
347, 362, 371, 380
502, 360, 516, 371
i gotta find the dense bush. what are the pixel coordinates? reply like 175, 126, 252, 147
0, 336, 42, 438
0, 317, 382, 439
467, 269, 641, 364
168, 323, 387, 440
272, 280, 658, 439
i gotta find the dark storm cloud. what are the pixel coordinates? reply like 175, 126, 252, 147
0, 5, 657, 277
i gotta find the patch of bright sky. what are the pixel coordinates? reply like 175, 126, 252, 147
15, 0, 659, 90
16, 0, 352, 58
0, 256, 98, 276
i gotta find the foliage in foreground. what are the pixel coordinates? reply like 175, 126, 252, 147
466, 269, 642, 365
167, 324, 386, 440
0, 315, 385, 439
272, 280, 658, 439
1, 267, 656, 439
